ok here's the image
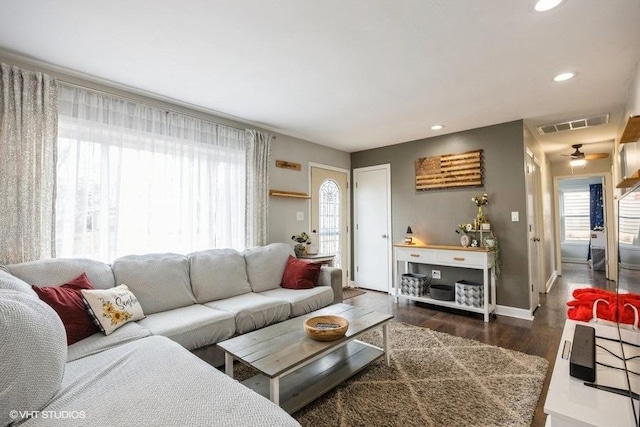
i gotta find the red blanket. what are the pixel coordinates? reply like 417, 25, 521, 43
567, 288, 640, 328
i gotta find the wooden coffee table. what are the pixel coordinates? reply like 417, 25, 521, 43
217, 303, 393, 414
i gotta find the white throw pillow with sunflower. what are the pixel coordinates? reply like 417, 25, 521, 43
81, 284, 145, 335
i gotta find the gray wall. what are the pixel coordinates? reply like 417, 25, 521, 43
268, 136, 350, 246
351, 120, 530, 309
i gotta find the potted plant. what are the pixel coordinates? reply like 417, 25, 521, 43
291, 232, 311, 257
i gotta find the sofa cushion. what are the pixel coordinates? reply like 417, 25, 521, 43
0, 290, 67, 426
29, 336, 299, 427
112, 253, 196, 315
0, 268, 38, 297
82, 284, 145, 335
32, 273, 99, 345
189, 248, 251, 303
136, 304, 235, 350
282, 255, 322, 289
244, 243, 294, 293
260, 287, 335, 317
67, 321, 151, 362
5, 258, 115, 290
205, 293, 291, 334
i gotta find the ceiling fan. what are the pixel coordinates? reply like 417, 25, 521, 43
562, 144, 609, 166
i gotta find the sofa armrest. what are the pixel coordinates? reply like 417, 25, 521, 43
317, 266, 343, 304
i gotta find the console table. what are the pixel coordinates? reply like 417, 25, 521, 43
297, 254, 335, 267
544, 319, 640, 426
393, 244, 496, 322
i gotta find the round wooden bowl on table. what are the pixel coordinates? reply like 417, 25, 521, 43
303, 315, 349, 341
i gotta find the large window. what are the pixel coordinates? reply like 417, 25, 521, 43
56, 86, 246, 261
560, 190, 590, 241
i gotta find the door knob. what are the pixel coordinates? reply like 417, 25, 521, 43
533, 237, 541, 242
381, 234, 388, 238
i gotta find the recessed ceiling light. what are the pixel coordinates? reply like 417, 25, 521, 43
533, 0, 565, 12
553, 72, 576, 82
430, 125, 444, 130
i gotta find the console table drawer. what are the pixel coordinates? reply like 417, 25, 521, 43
396, 248, 436, 263
436, 250, 486, 267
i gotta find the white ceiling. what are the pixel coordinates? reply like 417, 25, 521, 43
1, 0, 639, 159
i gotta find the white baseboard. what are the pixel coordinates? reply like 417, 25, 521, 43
546, 271, 558, 293
495, 305, 533, 321
562, 258, 588, 264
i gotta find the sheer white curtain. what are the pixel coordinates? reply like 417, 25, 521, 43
56, 86, 246, 261
245, 129, 271, 247
0, 64, 58, 264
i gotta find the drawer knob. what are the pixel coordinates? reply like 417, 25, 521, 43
410, 254, 420, 258
453, 257, 465, 261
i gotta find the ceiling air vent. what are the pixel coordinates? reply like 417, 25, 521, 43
536, 113, 609, 135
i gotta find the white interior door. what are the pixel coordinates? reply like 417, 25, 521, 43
354, 165, 391, 292
525, 152, 540, 313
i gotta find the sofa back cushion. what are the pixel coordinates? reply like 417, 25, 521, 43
189, 249, 251, 303
112, 253, 195, 315
0, 268, 38, 297
0, 290, 66, 426
244, 243, 294, 293
4, 258, 115, 290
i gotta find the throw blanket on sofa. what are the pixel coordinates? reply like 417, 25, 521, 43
21, 336, 299, 427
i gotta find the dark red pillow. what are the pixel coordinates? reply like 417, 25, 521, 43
32, 273, 99, 345
282, 255, 322, 289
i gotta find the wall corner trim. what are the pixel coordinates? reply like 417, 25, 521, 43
546, 271, 558, 294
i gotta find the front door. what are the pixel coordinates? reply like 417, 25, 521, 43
354, 164, 391, 292
310, 165, 349, 287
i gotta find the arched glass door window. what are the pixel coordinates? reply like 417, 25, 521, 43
319, 179, 341, 267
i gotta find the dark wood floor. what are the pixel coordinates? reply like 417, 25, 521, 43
346, 263, 610, 427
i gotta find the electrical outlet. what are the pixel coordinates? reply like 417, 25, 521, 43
296, 211, 304, 221
432, 270, 441, 279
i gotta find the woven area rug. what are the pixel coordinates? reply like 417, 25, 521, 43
232, 321, 548, 427
342, 287, 366, 300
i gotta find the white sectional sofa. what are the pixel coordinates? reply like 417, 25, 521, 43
0, 243, 342, 427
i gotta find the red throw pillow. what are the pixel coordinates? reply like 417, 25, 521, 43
32, 273, 99, 345
282, 255, 322, 289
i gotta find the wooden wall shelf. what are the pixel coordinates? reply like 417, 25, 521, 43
616, 169, 640, 188
269, 190, 310, 199
620, 115, 640, 143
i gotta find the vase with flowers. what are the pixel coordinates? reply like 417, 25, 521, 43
471, 193, 489, 225
291, 232, 311, 257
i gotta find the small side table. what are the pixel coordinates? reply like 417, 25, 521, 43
297, 254, 335, 267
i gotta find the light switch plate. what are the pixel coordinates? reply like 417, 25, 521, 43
296, 212, 304, 221
511, 211, 519, 222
